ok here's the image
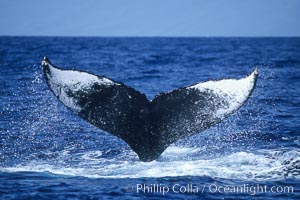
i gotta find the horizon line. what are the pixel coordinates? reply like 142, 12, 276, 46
1, 35, 300, 38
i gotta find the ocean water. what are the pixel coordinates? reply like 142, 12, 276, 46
0, 37, 299, 199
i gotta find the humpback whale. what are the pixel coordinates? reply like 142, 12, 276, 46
42, 57, 258, 162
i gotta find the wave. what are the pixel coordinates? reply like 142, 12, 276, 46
1, 146, 299, 180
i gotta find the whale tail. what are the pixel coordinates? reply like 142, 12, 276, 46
42, 57, 258, 161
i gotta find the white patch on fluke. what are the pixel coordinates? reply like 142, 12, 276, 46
45, 62, 118, 112
189, 69, 257, 118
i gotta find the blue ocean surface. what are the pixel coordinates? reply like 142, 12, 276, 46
0, 37, 299, 199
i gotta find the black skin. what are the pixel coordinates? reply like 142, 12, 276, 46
42, 57, 258, 162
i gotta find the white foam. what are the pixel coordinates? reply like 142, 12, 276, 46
189, 69, 258, 118
1, 147, 298, 180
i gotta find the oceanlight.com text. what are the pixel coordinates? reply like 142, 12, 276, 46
124, 183, 294, 196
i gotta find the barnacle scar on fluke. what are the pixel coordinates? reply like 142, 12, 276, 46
42, 57, 258, 162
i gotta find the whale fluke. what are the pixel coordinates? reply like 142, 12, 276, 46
42, 57, 258, 161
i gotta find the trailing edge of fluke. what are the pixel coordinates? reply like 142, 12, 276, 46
42, 57, 258, 161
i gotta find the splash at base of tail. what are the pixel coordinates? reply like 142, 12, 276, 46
42, 57, 258, 161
